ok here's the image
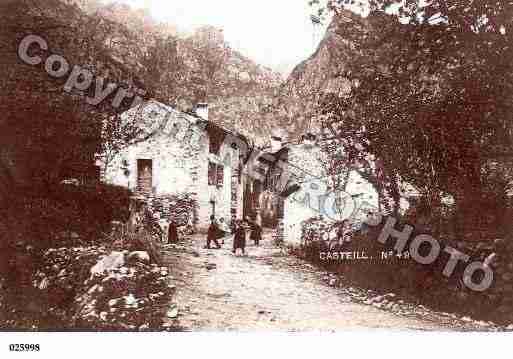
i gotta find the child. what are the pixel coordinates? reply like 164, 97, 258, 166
232, 220, 246, 256
250, 220, 262, 246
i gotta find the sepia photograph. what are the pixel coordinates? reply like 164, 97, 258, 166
1, 0, 512, 356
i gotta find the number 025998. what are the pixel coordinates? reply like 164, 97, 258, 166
9, 344, 40, 352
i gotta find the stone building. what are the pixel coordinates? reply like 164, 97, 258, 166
258, 133, 379, 245
98, 100, 251, 232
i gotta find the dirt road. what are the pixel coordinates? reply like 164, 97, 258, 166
162, 232, 497, 331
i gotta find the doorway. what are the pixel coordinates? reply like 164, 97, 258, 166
137, 159, 153, 194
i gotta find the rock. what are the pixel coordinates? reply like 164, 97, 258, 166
99, 311, 108, 321
128, 251, 150, 263
494, 238, 507, 248
88, 284, 99, 294
205, 263, 217, 270
497, 305, 510, 313
457, 291, 469, 300
38, 277, 49, 290
502, 273, 513, 282
372, 295, 384, 303
328, 278, 337, 287
484, 253, 497, 268
167, 305, 179, 319
124, 294, 137, 306
90, 251, 125, 276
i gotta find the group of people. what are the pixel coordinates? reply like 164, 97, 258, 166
157, 211, 263, 256
206, 215, 262, 256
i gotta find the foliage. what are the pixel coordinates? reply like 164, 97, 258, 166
309, 2, 513, 232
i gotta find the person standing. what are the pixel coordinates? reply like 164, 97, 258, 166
232, 220, 246, 256
250, 219, 262, 246
167, 220, 178, 244
206, 218, 222, 249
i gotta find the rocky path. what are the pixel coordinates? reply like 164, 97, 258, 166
162, 232, 498, 331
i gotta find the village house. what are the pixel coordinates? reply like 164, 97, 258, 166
97, 100, 256, 233
257, 132, 380, 245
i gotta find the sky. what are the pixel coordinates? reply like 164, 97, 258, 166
115, 0, 330, 76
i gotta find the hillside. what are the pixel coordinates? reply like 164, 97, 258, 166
283, 10, 395, 139
70, 0, 284, 143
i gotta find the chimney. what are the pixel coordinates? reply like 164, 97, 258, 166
270, 136, 283, 153
270, 129, 286, 153
195, 103, 209, 122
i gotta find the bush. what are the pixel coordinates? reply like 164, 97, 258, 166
2, 183, 131, 246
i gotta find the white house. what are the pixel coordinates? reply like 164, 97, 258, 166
98, 100, 251, 232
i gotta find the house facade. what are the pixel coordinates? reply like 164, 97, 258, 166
98, 101, 250, 232
258, 135, 379, 244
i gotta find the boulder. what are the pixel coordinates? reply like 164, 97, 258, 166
128, 251, 150, 263
90, 251, 125, 276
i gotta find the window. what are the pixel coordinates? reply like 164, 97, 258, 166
137, 159, 153, 194
207, 125, 226, 155
208, 162, 216, 186
208, 162, 224, 187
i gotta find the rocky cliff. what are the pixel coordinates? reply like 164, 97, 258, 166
283, 10, 403, 139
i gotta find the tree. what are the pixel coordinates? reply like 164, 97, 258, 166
312, 1, 513, 234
